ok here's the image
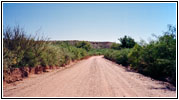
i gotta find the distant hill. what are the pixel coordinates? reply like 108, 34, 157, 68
50, 40, 114, 49
89, 41, 113, 49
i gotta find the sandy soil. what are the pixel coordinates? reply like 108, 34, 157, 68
3, 56, 176, 97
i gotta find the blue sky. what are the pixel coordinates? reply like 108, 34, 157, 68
3, 3, 176, 42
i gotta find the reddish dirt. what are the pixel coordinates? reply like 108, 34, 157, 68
3, 56, 176, 97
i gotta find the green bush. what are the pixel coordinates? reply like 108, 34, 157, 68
114, 49, 130, 66
75, 41, 92, 51
3, 47, 16, 69
104, 25, 176, 86
104, 49, 131, 66
3, 26, 89, 69
111, 43, 121, 50
88, 49, 109, 56
128, 44, 143, 71
104, 49, 117, 61
127, 25, 176, 85
60, 44, 87, 60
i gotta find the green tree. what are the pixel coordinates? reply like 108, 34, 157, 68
119, 35, 136, 48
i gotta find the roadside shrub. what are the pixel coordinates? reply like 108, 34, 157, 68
3, 26, 89, 70
3, 26, 36, 68
88, 49, 109, 56
104, 25, 176, 86
75, 41, 92, 51
127, 25, 176, 86
104, 49, 117, 61
104, 49, 131, 66
114, 49, 130, 66
58, 43, 88, 60
22, 47, 40, 67
3, 47, 16, 69
111, 43, 121, 50
128, 44, 143, 71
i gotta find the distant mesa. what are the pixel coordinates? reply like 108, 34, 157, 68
50, 40, 114, 49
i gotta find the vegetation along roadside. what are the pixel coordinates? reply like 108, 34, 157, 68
3, 25, 176, 86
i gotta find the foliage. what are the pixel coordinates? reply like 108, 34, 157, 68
3, 26, 89, 69
3, 25, 176, 86
105, 25, 176, 86
128, 44, 143, 70
75, 41, 92, 51
104, 48, 131, 66
128, 25, 176, 85
55, 42, 88, 60
110, 43, 121, 50
3, 47, 16, 69
88, 49, 109, 56
119, 35, 136, 48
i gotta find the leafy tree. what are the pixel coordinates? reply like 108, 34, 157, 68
118, 35, 136, 48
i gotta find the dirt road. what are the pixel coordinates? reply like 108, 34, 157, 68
3, 56, 176, 97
